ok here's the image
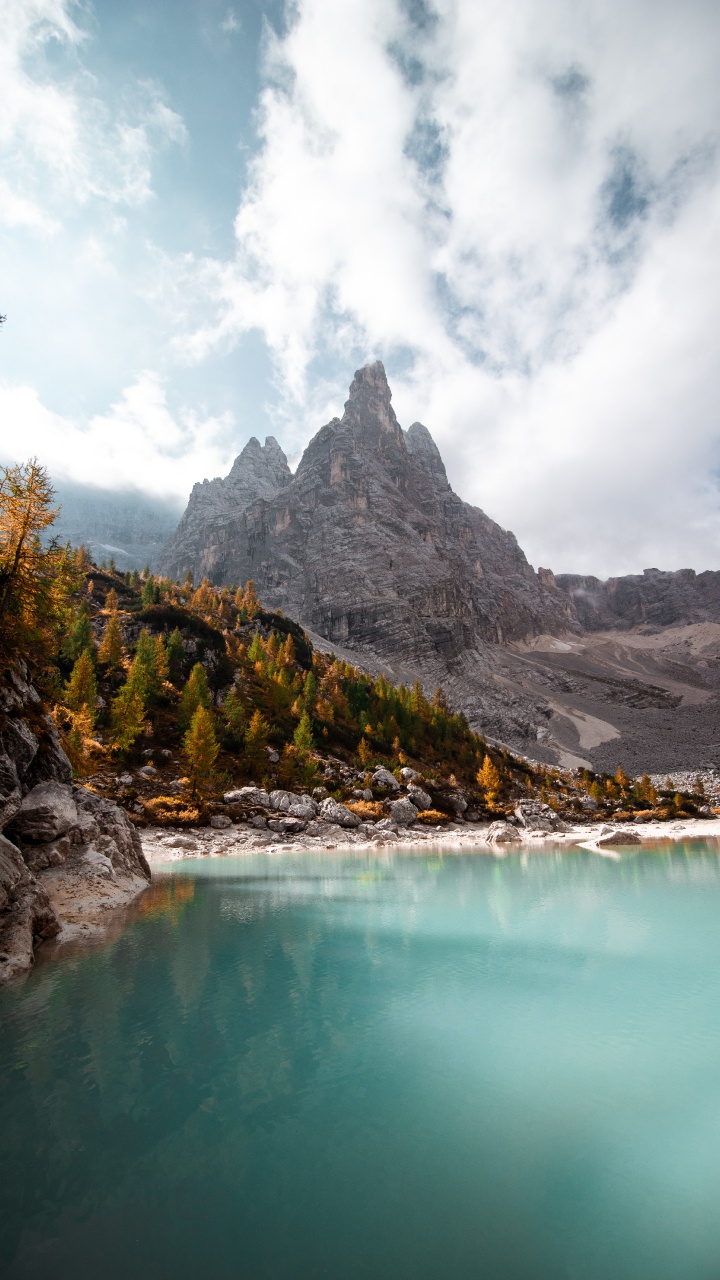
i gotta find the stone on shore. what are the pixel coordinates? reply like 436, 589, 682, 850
8, 781, 78, 844
388, 798, 419, 826
320, 797, 361, 828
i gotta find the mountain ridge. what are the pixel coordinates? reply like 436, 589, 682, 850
160, 362, 720, 772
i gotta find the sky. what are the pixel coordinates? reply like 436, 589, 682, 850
1, 0, 720, 577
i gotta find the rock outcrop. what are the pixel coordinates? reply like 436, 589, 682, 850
0, 666, 150, 983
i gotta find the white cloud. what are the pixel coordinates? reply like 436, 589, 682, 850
0, 0, 187, 221
185, 0, 720, 575
0, 373, 236, 499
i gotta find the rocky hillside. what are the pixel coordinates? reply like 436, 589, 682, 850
0, 665, 150, 983
160, 363, 720, 773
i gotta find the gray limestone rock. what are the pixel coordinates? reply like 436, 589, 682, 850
486, 822, 521, 845
288, 795, 319, 819
372, 766, 400, 791
8, 781, 78, 844
320, 797, 361, 828
388, 798, 419, 826
224, 787, 270, 807
400, 767, 422, 783
407, 785, 432, 811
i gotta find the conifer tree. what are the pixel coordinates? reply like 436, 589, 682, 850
0, 460, 80, 671
64, 650, 98, 727
476, 755, 501, 805
179, 662, 212, 730
293, 710, 314, 755
248, 632, 264, 665
141, 578, 158, 607
105, 587, 119, 611
63, 605, 95, 664
64, 705, 95, 774
244, 709, 269, 772
98, 611, 124, 672
127, 628, 166, 703
110, 684, 146, 755
183, 704, 219, 793
222, 686, 246, 744
166, 627, 185, 685
302, 670, 317, 707
243, 579, 260, 618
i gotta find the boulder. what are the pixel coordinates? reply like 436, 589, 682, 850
210, 814, 232, 829
224, 787, 270, 807
372, 767, 400, 791
320, 797, 361, 828
514, 801, 563, 832
388, 798, 419, 826
407, 785, 432, 810
288, 795, 319, 819
596, 829, 641, 847
486, 821, 521, 845
8, 781, 78, 844
269, 817, 306, 834
400, 767, 422, 783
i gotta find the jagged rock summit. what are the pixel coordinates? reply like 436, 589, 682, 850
162, 361, 572, 661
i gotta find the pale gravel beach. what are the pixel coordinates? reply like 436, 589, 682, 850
141, 817, 720, 865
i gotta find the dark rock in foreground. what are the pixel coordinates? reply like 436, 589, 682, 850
0, 667, 150, 983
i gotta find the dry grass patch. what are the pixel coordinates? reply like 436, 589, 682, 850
416, 809, 452, 826
143, 795, 201, 826
346, 799, 385, 820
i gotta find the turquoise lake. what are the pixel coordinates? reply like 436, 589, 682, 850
3, 842, 720, 1278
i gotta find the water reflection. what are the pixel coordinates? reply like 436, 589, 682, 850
2, 843, 720, 1279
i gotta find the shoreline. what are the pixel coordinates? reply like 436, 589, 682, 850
141, 816, 720, 866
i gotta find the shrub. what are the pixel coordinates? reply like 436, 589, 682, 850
346, 799, 385, 820
416, 809, 451, 825
143, 795, 201, 826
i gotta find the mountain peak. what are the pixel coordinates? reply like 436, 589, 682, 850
343, 360, 403, 448
405, 422, 450, 492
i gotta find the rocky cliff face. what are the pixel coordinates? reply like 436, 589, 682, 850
163, 363, 575, 664
0, 667, 150, 982
556, 568, 720, 630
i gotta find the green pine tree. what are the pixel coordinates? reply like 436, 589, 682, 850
109, 684, 146, 756
179, 662, 212, 730
293, 710, 314, 755
64, 650, 98, 728
63, 605, 94, 664
222, 686, 246, 745
166, 627, 185, 685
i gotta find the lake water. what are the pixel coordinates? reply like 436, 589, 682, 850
3, 843, 720, 1278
